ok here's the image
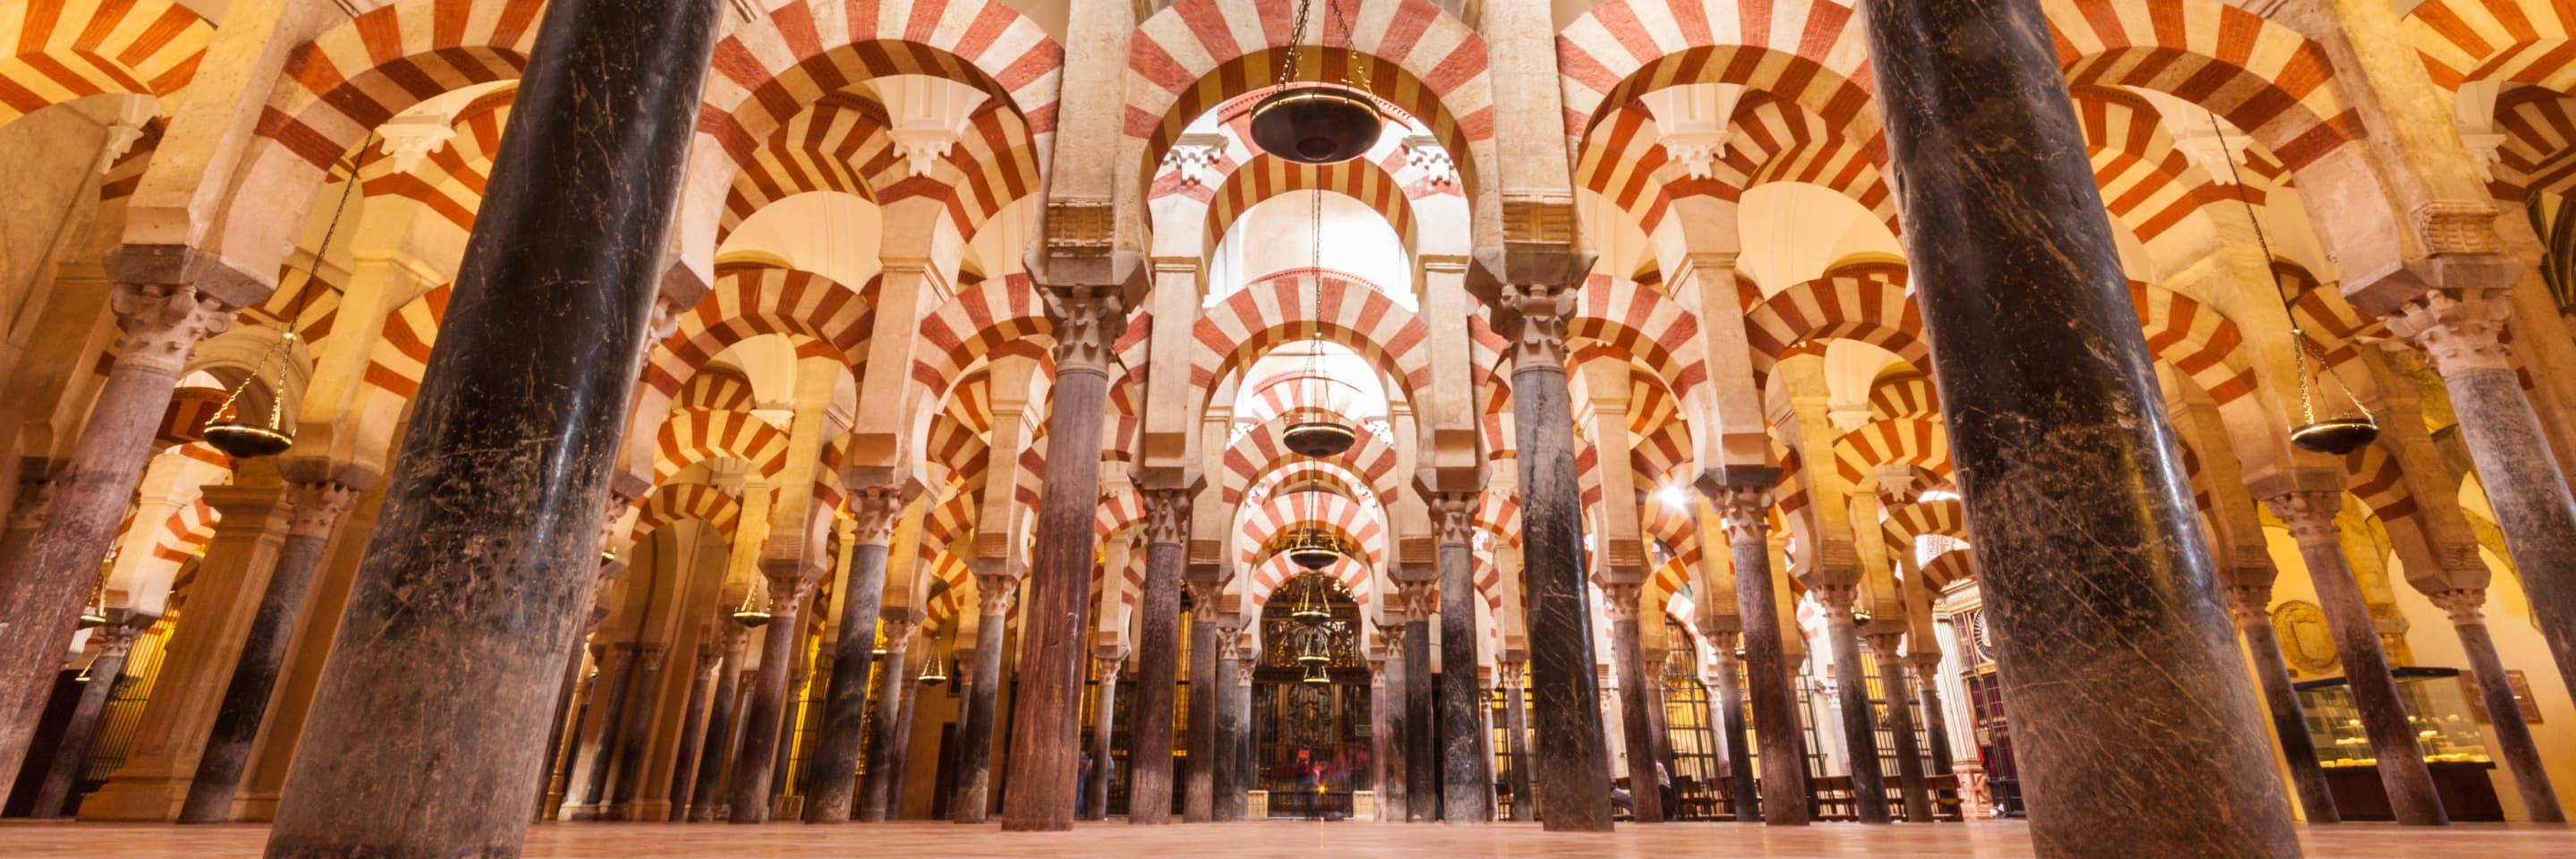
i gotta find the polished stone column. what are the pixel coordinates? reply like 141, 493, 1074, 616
1869, 633, 1933, 822
1127, 489, 1190, 825
1398, 583, 1436, 822
769, 642, 813, 809
0, 283, 233, 796
1814, 586, 1888, 824
1498, 660, 1536, 821
1369, 653, 1398, 821
607, 642, 669, 816
2263, 489, 2445, 826
1182, 580, 1220, 822
1705, 636, 1758, 821
949, 577, 1012, 824
804, 489, 903, 823
1213, 639, 1249, 821
1431, 492, 1491, 822
2224, 583, 2341, 824
665, 643, 719, 821
1503, 282, 1616, 831
887, 659, 921, 817
1904, 652, 1954, 777
1601, 581, 1664, 823
1374, 637, 1409, 820
1696, 472, 1807, 826
998, 287, 1122, 831
572, 643, 638, 816
2387, 288, 2576, 700
1085, 648, 1124, 821
1858, 0, 2300, 849
0, 474, 56, 591
731, 576, 817, 824
858, 614, 917, 822
689, 627, 748, 822
537, 614, 598, 821
2431, 589, 2562, 821
258, 0, 722, 846
30, 622, 140, 818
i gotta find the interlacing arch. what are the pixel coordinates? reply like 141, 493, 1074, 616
2342, 442, 2421, 523
1241, 552, 1378, 615
1882, 493, 1967, 557
2276, 260, 2385, 368
654, 409, 793, 484
1572, 96, 1897, 242
1233, 489, 1387, 574
1565, 276, 1705, 410
0, 0, 212, 123
2490, 86, 2576, 200
2404, 0, 2576, 91
911, 274, 1056, 409
1191, 269, 1430, 399
1555, 0, 1880, 148
676, 366, 758, 412
2130, 280, 2259, 407
2073, 87, 2234, 254
1741, 263, 1924, 380
1235, 371, 1377, 430
1201, 150, 1419, 258
717, 90, 1041, 242
1868, 369, 1938, 421
639, 266, 875, 401
1221, 412, 1402, 507
1919, 545, 1978, 589
1831, 418, 1952, 487
2043, 0, 2359, 169
356, 87, 515, 239
631, 482, 747, 542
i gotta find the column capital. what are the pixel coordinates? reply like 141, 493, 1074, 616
1811, 582, 1860, 620
1428, 489, 1479, 548
1398, 577, 1440, 618
973, 574, 1017, 617
1500, 282, 1576, 370
282, 481, 362, 540
636, 642, 670, 670
1865, 630, 1906, 656
2383, 286, 2513, 376
108, 283, 235, 374
878, 614, 920, 653
846, 482, 913, 546
1041, 285, 1127, 377
1497, 659, 1526, 689
2258, 489, 2343, 546
2428, 588, 2487, 625
1140, 485, 1194, 547
2224, 582, 2275, 627
90, 621, 142, 657
1597, 580, 1641, 624
1182, 578, 1224, 614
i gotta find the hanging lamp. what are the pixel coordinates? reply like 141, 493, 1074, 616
918, 625, 952, 685
76, 574, 109, 629
2209, 112, 2380, 455
1248, 0, 1381, 166
203, 133, 371, 461
1290, 572, 1333, 625
1285, 523, 1340, 570
730, 575, 772, 627
1283, 413, 1358, 458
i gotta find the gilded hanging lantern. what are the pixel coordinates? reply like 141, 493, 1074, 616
1285, 525, 1340, 570
1283, 418, 1357, 457
201, 334, 298, 460
1250, 89, 1381, 166
730, 576, 772, 627
1290, 572, 1332, 625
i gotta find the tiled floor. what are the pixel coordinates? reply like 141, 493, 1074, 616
0, 819, 2563, 857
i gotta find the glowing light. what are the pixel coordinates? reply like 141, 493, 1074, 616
1919, 489, 1961, 502
1657, 484, 1689, 507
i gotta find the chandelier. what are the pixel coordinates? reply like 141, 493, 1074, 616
918, 624, 952, 685
204, 133, 372, 461
730, 575, 772, 627
2208, 111, 2378, 455
1289, 571, 1333, 625
1248, 0, 1381, 166
1284, 523, 1341, 570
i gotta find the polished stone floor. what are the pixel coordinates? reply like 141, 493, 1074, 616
0, 820, 2564, 857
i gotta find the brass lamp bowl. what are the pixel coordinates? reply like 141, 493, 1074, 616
1283, 420, 1357, 458
1288, 546, 1340, 570
78, 608, 108, 628
2291, 417, 2380, 455
731, 608, 773, 628
1250, 89, 1382, 165
203, 422, 293, 459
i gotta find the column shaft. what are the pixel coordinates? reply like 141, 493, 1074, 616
1700, 477, 1808, 826
2234, 598, 2342, 823
536, 630, 591, 821
607, 644, 668, 817
1505, 285, 1614, 831
1183, 613, 1216, 821
1908, 658, 1955, 776
1402, 615, 1435, 821
665, 650, 716, 821
889, 661, 920, 816
1502, 667, 1535, 821
949, 598, 1007, 824
30, 625, 139, 818
1084, 658, 1120, 821
857, 634, 910, 822
2269, 493, 2445, 827
1436, 538, 1491, 822
1713, 646, 1759, 821
1606, 598, 1663, 823
730, 596, 808, 823
1377, 647, 1407, 820
1857, 0, 2301, 850
688, 638, 745, 822
804, 515, 895, 823
1211, 644, 1245, 821
1821, 605, 1888, 823
1126, 532, 1185, 824
2439, 594, 2561, 821
1871, 636, 1932, 822
579, 646, 640, 815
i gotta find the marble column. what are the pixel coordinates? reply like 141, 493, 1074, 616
1710, 634, 1760, 821
607, 642, 670, 816
536, 617, 597, 821
2263, 489, 2445, 826
731, 576, 817, 824
1212, 638, 1248, 821
1399, 584, 1436, 822
1696, 472, 1807, 826
1499, 660, 1536, 822
30, 622, 141, 818
998, 288, 1122, 831
1857, 0, 2300, 850
1431, 492, 1491, 822
1815, 586, 1888, 824
887, 659, 921, 817
2431, 589, 2562, 822
1868, 633, 1932, 822
689, 625, 748, 822
1369, 654, 1398, 821
258, 0, 722, 846
665, 643, 719, 821
858, 615, 917, 822
803, 489, 903, 823
1182, 581, 1220, 822
1904, 653, 1954, 777
1085, 650, 1124, 821
0, 283, 233, 796
1126, 489, 1190, 825
2386, 289, 2576, 701
576, 644, 639, 815
1375, 639, 1409, 820
1504, 283, 1616, 831
2224, 583, 2341, 824
1601, 582, 1664, 823
949, 577, 1012, 824
0, 474, 56, 593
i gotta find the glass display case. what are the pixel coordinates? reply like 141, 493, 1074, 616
2293, 667, 2503, 821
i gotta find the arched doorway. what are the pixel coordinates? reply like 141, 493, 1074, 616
1248, 572, 1370, 820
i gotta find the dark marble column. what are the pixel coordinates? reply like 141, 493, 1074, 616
1370, 654, 1399, 821
1502, 283, 1616, 831
536, 609, 599, 821
858, 616, 918, 821
998, 287, 1122, 831
1857, 0, 2301, 849
1869, 633, 1933, 822
2433, 589, 2561, 821
2224, 583, 2341, 824
1084, 649, 1123, 821
1696, 471, 1808, 826
0, 283, 233, 799
731, 575, 817, 824
1815, 587, 1888, 824
1905, 652, 1955, 777
804, 489, 903, 823
608, 642, 670, 817
1399, 585, 1436, 822
258, 0, 721, 845
689, 627, 748, 822
1211, 631, 1246, 821
770, 639, 814, 809
1601, 582, 1664, 823
1499, 660, 1536, 821
1182, 581, 1220, 822
30, 622, 140, 818
2263, 489, 2445, 826
1709, 638, 1759, 821
888, 659, 922, 818
577, 644, 640, 817
665, 642, 719, 821
1431, 493, 1491, 823
1127, 489, 1190, 825
950, 578, 1012, 824
2387, 289, 2576, 702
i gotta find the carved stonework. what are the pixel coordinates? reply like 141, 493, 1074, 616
2429, 588, 2487, 626
2224, 583, 2276, 628
636, 642, 670, 671
974, 574, 1017, 617
110, 283, 234, 374
2411, 200, 2502, 256
1501, 196, 1580, 247
7, 477, 55, 532
91, 622, 141, 658
1399, 579, 1440, 618
1429, 490, 1477, 548
1497, 659, 1525, 690
1045, 197, 1116, 253
847, 486, 905, 547
1183, 580, 1224, 616
1165, 140, 1222, 187
1403, 136, 1456, 187
2260, 490, 2343, 546
2271, 600, 2340, 675
879, 616, 920, 655
1502, 282, 1575, 370
1044, 285, 1125, 376
1707, 484, 1771, 546
1141, 487, 1192, 547
2385, 289, 2514, 376
1865, 632, 1905, 659
1597, 581, 1640, 624
283, 481, 361, 540
1810, 582, 1860, 620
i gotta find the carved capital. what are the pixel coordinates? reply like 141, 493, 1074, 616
847, 486, 906, 546
2224, 583, 2276, 627
2429, 588, 2487, 626
2260, 490, 2343, 546
1811, 582, 1860, 619
879, 615, 921, 655
2384, 288, 2513, 376
1429, 490, 1478, 548
109, 283, 234, 375
283, 481, 361, 539
1597, 580, 1641, 624
7, 477, 55, 532
974, 574, 1017, 617
1183, 579, 1224, 616
1399, 578, 1440, 618
1497, 659, 1525, 690
2410, 200, 2502, 256
91, 622, 141, 658
1501, 282, 1576, 370
1141, 486, 1193, 546
1865, 631, 1905, 658
636, 642, 670, 671
1043, 285, 1125, 376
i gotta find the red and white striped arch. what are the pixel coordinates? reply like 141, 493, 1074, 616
1201, 150, 1419, 257
1239, 552, 1379, 616
1221, 412, 1403, 507
0, 0, 211, 123
1191, 268, 1430, 403
654, 409, 793, 483
2489, 86, 2576, 200
1556, 0, 1879, 146
1232, 488, 1387, 574
631, 481, 746, 542
1867, 370, 1937, 421
640, 266, 875, 402
2046, 0, 2358, 170
1831, 419, 1950, 487
1741, 264, 1924, 380
2073, 88, 2233, 259
2405, 0, 2576, 92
